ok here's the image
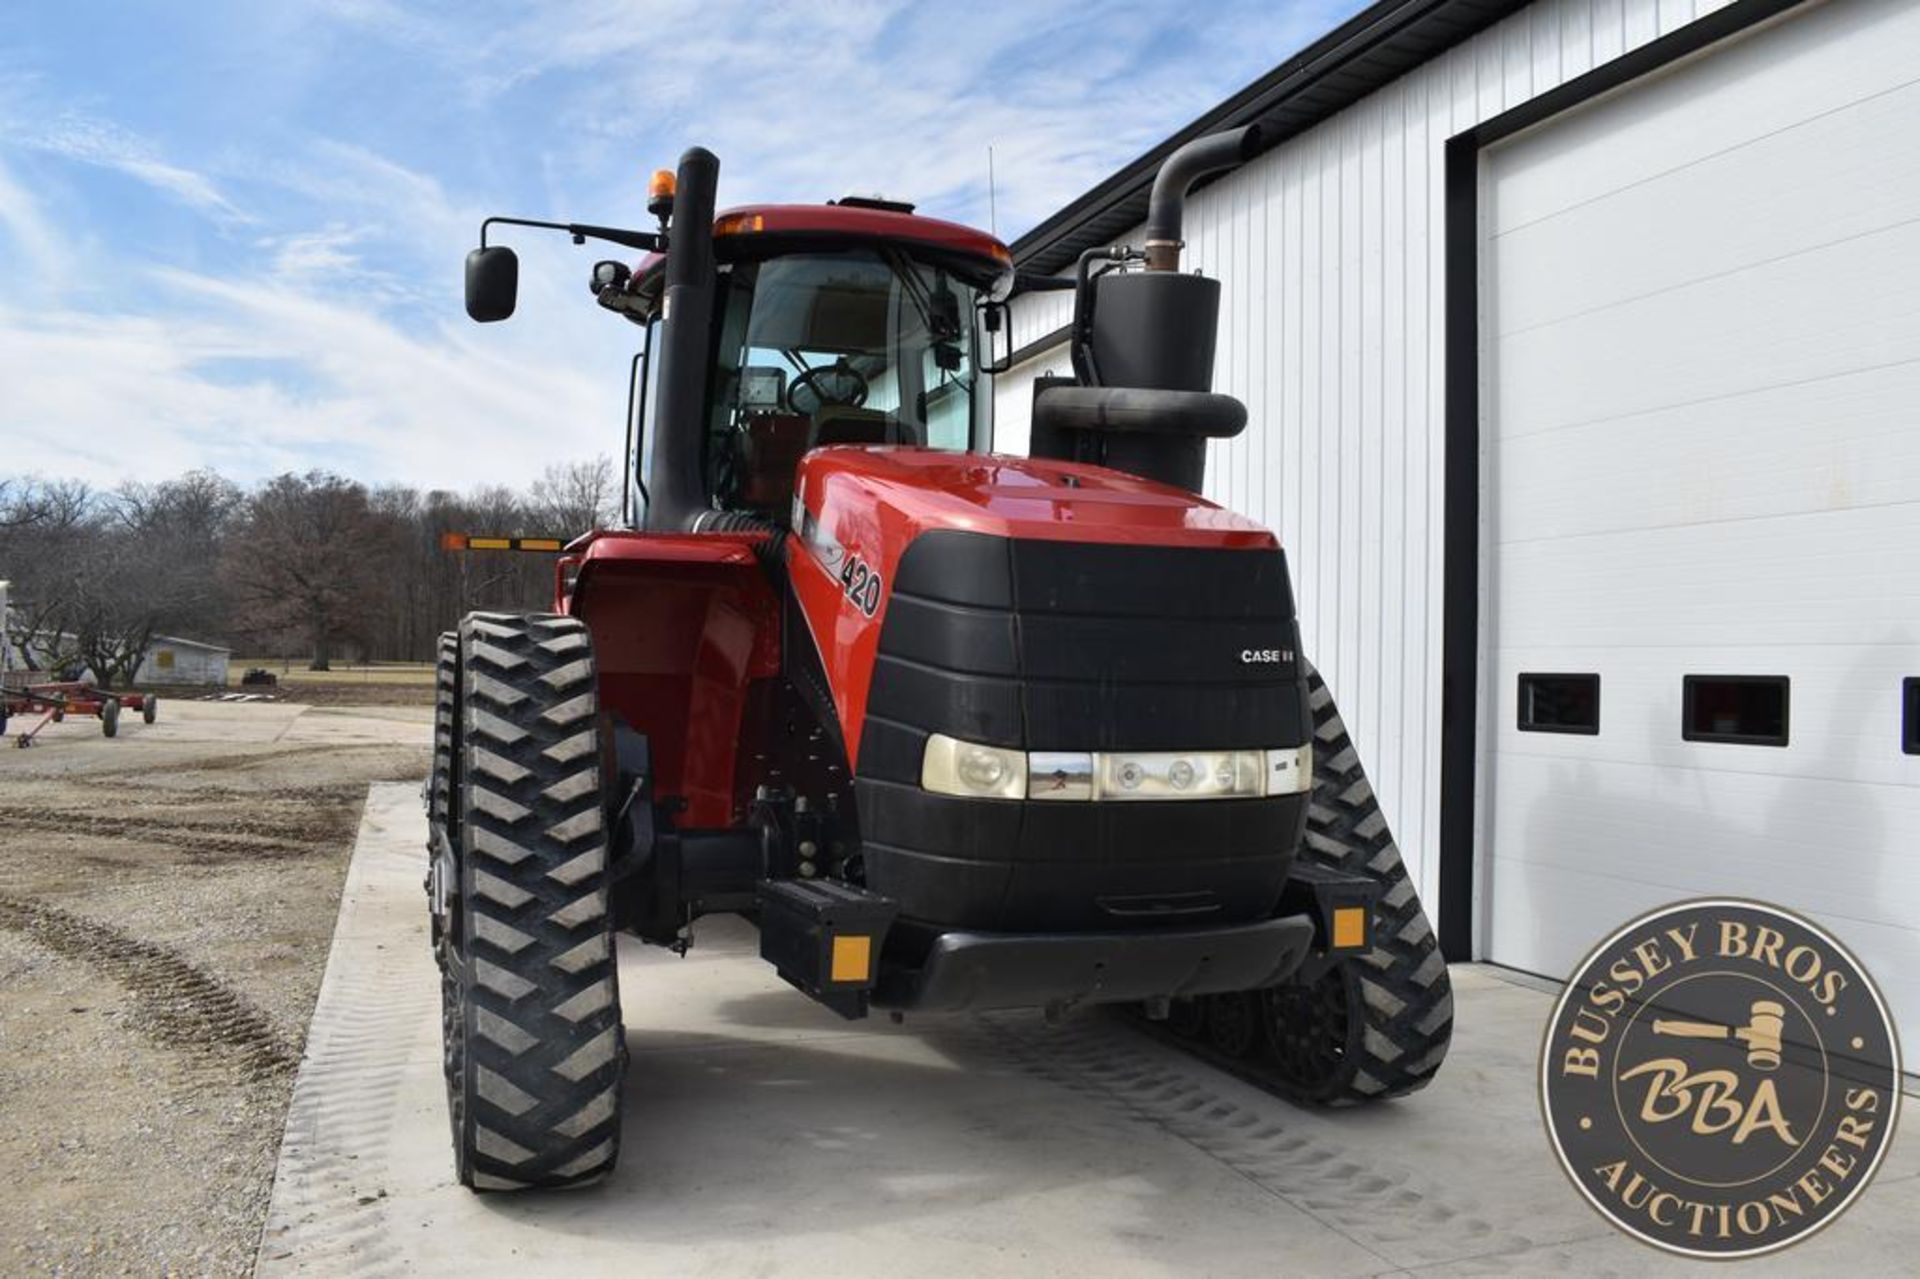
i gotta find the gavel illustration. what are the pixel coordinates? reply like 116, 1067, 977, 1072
1651, 999, 1786, 1071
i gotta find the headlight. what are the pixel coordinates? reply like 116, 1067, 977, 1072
922, 738, 1315, 801
1094, 750, 1265, 800
921, 733, 1027, 799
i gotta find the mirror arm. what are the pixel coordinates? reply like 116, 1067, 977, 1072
480, 216, 664, 254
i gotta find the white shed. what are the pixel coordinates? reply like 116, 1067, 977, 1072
1000, 0, 1920, 1054
136, 634, 231, 686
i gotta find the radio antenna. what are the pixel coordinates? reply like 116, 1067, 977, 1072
987, 145, 998, 238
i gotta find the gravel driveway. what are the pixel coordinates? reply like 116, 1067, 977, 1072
0, 700, 428, 1276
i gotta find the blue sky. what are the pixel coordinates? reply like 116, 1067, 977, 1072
1, 0, 1361, 490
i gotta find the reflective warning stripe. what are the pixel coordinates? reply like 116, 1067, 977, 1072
438, 534, 568, 552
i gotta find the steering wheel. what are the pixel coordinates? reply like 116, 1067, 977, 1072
789, 361, 869, 414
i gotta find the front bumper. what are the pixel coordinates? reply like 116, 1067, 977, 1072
871, 913, 1315, 1013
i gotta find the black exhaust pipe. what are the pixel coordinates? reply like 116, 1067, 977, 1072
1032, 126, 1263, 493
1141, 125, 1262, 272
644, 146, 720, 532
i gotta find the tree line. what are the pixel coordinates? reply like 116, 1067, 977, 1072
0, 458, 620, 684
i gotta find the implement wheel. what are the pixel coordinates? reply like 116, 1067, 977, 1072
1262, 661, 1453, 1106
100, 699, 119, 738
143, 695, 158, 725
438, 612, 624, 1190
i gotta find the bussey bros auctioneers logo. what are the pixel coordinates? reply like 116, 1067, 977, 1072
1540, 899, 1901, 1259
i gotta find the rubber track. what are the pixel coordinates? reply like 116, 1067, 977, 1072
428, 631, 455, 833
1293, 660, 1453, 1102
427, 631, 456, 961
446, 612, 624, 1189
1138, 661, 1453, 1106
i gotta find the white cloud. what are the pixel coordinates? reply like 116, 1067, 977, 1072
0, 142, 628, 491
1, 0, 1361, 493
0, 155, 63, 283
15, 112, 248, 223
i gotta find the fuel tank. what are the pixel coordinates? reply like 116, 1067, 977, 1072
787, 448, 1310, 931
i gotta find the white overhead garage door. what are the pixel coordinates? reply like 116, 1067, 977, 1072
1481, 0, 1920, 1055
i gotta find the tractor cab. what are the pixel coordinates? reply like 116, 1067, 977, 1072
694, 242, 992, 517
602, 197, 1013, 524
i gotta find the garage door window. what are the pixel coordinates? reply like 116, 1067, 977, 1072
1518, 673, 1600, 734
1683, 676, 1789, 747
1904, 678, 1918, 756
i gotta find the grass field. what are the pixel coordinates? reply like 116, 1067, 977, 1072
226, 660, 435, 687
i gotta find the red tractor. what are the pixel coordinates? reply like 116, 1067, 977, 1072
432, 132, 1450, 1190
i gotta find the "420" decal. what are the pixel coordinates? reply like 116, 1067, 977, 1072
838, 553, 884, 617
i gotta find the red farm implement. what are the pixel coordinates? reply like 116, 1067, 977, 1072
1, 680, 159, 747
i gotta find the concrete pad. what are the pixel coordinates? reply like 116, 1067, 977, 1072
259, 785, 1914, 1277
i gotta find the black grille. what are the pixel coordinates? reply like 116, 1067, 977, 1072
851, 530, 1309, 930
857, 530, 1308, 778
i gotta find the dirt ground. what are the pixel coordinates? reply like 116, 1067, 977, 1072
0, 699, 429, 1276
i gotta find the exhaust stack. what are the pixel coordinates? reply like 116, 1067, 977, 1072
1142, 125, 1263, 272
1034, 126, 1263, 494
644, 146, 720, 532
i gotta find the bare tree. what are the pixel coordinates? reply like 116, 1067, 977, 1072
528, 456, 618, 538
1, 479, 99, 677
3, 460, 617, 671
223, 472, 404, 670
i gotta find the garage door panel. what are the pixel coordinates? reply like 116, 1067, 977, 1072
1494, 217, 1920, 435
1487, 853, 1920, 1043
1491, 505, 1920, 646
1494, 76, 1920, 334
1481, 0, 1920, 1063
1490, 0, 1920, 233
1493, 361, 1920, 541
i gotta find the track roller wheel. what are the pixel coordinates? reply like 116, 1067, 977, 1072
439, 611, 625, 1190
1164, 996, 1207, 1039
1264, 964, 1352, 1098
1205, 991, 1262, 1057
1262, 661, 1453, 1106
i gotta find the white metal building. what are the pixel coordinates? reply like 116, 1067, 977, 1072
998, 0, 1919, 1051
134, 635, 230, 686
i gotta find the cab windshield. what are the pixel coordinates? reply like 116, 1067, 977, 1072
705, 248, 986, 515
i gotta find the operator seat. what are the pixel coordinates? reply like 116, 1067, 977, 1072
735, 412, 813, 512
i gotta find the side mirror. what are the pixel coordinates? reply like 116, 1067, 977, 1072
979, 300, 1012, 374
465, 245, 519, 322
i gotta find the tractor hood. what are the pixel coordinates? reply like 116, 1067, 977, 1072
784, 447, 1288, 769
791, 446, 1276, 554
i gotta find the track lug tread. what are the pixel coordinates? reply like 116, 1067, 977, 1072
1147, 660, 1453, 1109
434, 612, 627, 1191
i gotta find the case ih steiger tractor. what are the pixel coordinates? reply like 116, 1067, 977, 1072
431, 130, 1451, 1190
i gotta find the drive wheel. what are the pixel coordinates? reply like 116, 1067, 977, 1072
1264, 661, 1453, 1105
440, 611, 624, 1190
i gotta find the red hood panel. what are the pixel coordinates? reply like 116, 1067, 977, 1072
787, 447, 1278, 762
793, 447, 1275, 549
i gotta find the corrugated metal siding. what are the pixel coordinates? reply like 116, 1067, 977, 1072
998, 0, 1736, 912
